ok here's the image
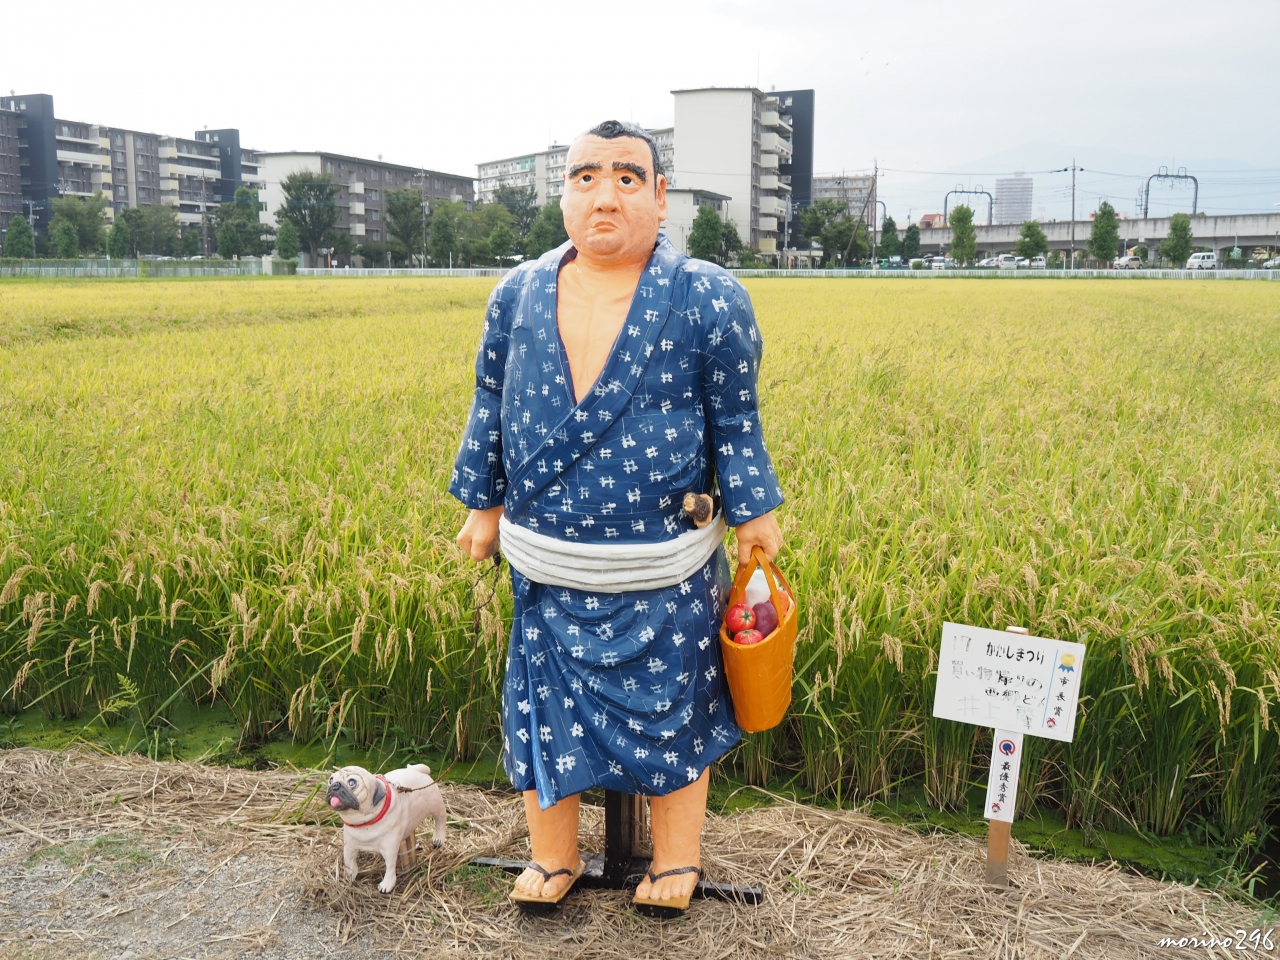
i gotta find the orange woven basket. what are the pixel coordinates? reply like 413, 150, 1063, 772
719, 546, 797, 733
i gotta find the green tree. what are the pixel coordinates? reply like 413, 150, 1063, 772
800, 199, 867, 266
488, 221, 517, 265
687, 205, 723, 262
524, 200, 568, 258
948, 205, 977, 265
107, 218, 132, 259
901, 223, 921, 260
216, 222, 241, 258
276, 170, 340, 261
1159, 213, 1194, 266
385, 188, 426, 264
180, 229, 200, 257
429, 200, 461, 265
493, 185, 538, 237
357, 240, 395, 266
212, 186, 272, 258
275, 219, 300, 259
1015, 220, 1049, 260
50, 193, 109, 254
879, 216, 900, 259
1087, 201, 1120, 263
3, 214, 35, 258
720, 219, 746, 266
1133, 243, 1148, 261
119, 205, 180, 257
52, 217, 79, 258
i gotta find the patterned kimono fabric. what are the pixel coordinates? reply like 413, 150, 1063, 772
450, 236, 784, 810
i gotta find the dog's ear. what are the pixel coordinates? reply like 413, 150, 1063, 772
372, 778, 386, 809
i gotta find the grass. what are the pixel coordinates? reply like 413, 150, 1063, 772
1, 275, 1278, 893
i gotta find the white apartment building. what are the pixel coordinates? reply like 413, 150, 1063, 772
994, 173, 1033, 225
662, 188, 730, 255
670, 87, 792, 254
477, 127, 675, 207
811, 173, 874, 214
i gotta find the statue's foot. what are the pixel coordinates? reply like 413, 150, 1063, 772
633, 863, 702, 908
510, 857, 585, 903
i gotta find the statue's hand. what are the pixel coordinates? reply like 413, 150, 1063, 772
733, 511, 783, 568
456, 506, 504, 562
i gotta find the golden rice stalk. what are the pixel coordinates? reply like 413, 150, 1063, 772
0, 565, 34, 606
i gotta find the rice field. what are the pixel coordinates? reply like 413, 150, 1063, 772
1, 276, 1278, 853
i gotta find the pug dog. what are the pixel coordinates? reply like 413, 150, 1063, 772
327, 763, 447, 893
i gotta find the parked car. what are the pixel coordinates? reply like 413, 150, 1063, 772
995, 254, 1019, 269
1113, 255, 1143, 270
977, 257, 999, 268
1186, 252, 1218, 270
1262, 256, 1280, 269
1029, 256, 1047, 269
932, 258, 959, 270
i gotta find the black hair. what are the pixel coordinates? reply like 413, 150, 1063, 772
585, 120, 664, 179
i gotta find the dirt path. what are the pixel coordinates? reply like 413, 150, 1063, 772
0, 749, 1268, 959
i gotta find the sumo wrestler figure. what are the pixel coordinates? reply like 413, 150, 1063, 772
450, 120, 783, 911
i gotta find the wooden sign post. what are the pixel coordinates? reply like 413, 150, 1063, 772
932, 622, 1086, 887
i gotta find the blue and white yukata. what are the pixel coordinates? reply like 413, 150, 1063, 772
449, 235, 784, 810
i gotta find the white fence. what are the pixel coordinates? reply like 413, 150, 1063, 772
296, 266, 1280, 281
297, 267, 508, 278
0, 259, 264, 278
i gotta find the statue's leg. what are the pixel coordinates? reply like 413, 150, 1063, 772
634, 767, 709, 902
512, 790, 583, 899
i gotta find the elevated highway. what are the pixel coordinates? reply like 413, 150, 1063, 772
910, 212, 1280, 259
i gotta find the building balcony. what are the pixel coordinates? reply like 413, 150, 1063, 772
350, 222, 366, 237
56, 133, 101, 148
759, 197, 789, 218
159, 145, 177, 159
758, 237, 777, 254
349, 181, 364, 195
759, 174, 790, 192
760, 132, 793, 157
349, 201, 365, 215
760, 111, 793, 135
57, 149, 107, 167
758, 216, 778, 232
759, 153, 779, 170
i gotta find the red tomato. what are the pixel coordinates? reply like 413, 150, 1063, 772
733, 629, 765, 645
725, 603, 756, 633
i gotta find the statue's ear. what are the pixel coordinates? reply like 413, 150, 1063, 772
372, 779, 386, 808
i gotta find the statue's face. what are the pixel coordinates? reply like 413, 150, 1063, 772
561, 134, 667, 264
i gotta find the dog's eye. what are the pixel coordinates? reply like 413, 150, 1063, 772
347, 778, 357, 787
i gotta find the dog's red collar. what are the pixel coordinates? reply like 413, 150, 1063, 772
344, 775, 393, 829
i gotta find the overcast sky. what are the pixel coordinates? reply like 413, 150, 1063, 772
8, 0, 1279, 221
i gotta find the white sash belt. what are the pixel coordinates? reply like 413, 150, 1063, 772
498, 513, 727, 593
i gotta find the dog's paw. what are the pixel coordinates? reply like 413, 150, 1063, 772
432, 838, 444, 849
378, 878, 396, 893
343, 865, 358, 882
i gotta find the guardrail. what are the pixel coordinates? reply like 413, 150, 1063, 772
0, 259, 264, 278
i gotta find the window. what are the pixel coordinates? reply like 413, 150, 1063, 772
371, 229, 380, 241
115, 134, 123, 146
371, 209, 380, 220
326, 162, 333, 173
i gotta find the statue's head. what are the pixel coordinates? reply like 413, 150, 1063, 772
562, 120, 668, 265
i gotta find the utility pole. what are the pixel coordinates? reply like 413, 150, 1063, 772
200, 173, 209, 257
1069, 159, 1079, 269
871, 160, 878, 263
413, 167, 429, 268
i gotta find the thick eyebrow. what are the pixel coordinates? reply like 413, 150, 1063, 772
613, 161, 647, 183
568, 162, 602, 179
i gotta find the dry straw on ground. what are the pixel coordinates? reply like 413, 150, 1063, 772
0, 748, 1267, 959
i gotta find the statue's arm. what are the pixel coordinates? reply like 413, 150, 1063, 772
449, 279, 515, 561
700, 278, 785, 565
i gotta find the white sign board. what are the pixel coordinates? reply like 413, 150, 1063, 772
933, 622, 1086, 743
985, 729, 1023, 823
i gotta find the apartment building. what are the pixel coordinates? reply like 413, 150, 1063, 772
671, 87, 793, 254
256, 152, 473, 243
99, 127, 163, 213
663, 188, 730, 255
994, 173, 1033, 225
774, 90, 814, 247
477, 127, 674, 207
812, 173, 874, 213
0, 106, 21, 232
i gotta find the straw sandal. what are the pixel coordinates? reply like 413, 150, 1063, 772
508, 859, 586, 906
632, 865, 703, 913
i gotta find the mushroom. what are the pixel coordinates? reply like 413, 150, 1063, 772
682, 492, 715, 529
